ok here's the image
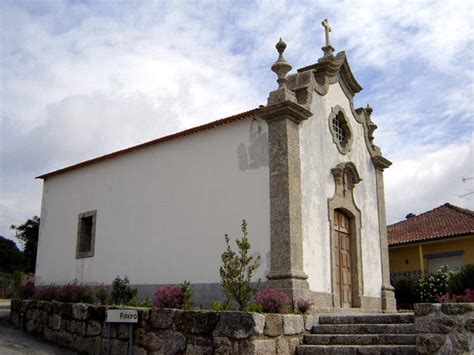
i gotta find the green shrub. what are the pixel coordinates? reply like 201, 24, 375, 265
244, 302, 263, 313
394, 277, 419, 306
128, 296, 152, 308
111, 276, 137, 305
211, 299, 232, 311
448, 264, 474, 295
94, 285, 110, 305
219, 220, 261, 311
418, 266, 449, 303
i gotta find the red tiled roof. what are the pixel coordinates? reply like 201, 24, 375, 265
37, 108, 260, 179
387, 203, 474, 246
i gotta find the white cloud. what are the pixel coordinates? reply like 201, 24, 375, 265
0, 0, 473, 242
385, 139, 473, 223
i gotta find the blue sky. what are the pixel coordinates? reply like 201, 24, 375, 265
1, 0, 473, 245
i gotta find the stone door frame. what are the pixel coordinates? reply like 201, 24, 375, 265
328, 162, 364, 309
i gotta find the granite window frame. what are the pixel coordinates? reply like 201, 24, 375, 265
328, 105, 353, 155
76, 210, 97, 259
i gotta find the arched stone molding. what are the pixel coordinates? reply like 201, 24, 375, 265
328, 162, 364, 308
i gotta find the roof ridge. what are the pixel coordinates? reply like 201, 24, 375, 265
388, 202, 474, 228
37, 107, 260, 179
444, 202, 474, 217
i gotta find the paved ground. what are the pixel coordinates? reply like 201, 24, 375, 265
0, 304, 77, 355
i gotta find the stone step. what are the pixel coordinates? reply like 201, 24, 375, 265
318, 314, 414, 325
304, 334, 416, 346
311, 324, 415, 334
297, 344, 417, 355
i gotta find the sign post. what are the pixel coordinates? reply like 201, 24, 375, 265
106, 309, 138, 355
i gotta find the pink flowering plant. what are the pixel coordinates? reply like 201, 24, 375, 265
58, 281, 93, 303
154, 281, 193, 309
34, 284, 60, 301
436, 289, 474, 303
296, 298, 314, 314
255, 288, 290, 313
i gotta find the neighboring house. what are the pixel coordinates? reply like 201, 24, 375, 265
35, 25, 396, 311
388, 203, 474, 284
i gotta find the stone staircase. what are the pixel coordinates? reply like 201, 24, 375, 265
297, 313, 417, 354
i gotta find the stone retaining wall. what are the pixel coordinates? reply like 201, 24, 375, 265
414, 303, 474, 354
10, 299, 315, 354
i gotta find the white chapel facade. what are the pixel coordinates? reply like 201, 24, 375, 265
35, 21, 396, 311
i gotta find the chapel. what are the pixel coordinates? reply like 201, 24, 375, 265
35, 20, 395, 311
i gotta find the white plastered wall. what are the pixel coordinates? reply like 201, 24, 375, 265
300, 82, 382, 298
35, 117, 271, 286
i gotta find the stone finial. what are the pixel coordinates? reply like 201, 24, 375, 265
366, 104, 373, 116
320, 18, 335, 59
271, 38, 292, 89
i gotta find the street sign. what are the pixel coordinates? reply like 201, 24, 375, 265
106, 309, 138, 323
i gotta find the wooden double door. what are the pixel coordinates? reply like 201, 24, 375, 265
334, 210, 352, 308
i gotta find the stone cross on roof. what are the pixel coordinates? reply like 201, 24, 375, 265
321, 18, 335, 59
322, 18, 332, 47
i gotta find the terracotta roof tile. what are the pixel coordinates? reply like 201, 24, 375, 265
387, 203, 474, 246
37, 108, 260, 179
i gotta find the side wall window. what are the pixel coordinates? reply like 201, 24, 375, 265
76, 210, 97, 258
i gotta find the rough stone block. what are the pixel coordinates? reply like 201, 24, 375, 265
40, 310, 49, 324
216, 312, 265, 339
415, 317, 455, 333
118, 324, 131, 339
138, 308, 150, 329
213, 336, 234, 354
177, 311, 220, 335
73, 303, 89, 320
88, 305, 106, 321
25, 320, 35, 333
20, 300, 31, 313
276, 336, 289, 355
43, 327, 57, 342
25, 308, 34, 320
242, 339, 276, 354
450, 330, 471, 353
59, 303, 73, 318
465, 319, 474, 332
87, 320, 102, 336
150, 308, 177, 329
51, 314, 61, 330
160, 330, 187, 354
441, 303, 474, 315
111, 339, 129, 355
133, 345, 148, 355
414, 303, 438, 316
416, 334, 446, 353
43, 301, 52, 313
11, 299, 22, 312
74, 321, 86, 335
288, 336, 301, 354
10, 312, 19, 327
282, 314, 304, 335
264, 314, 283, 336
185, 343, 213, 354
56, 331, 74, 348
135, 328, 162, 351
304, 315, 319, 331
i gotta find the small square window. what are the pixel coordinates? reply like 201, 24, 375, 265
76, 210, 97, 258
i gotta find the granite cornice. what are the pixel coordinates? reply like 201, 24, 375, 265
297, 51, 362, 98
258, 101, 313, 124
372, 155, 392, 170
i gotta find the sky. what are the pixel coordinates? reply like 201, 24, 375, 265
1, 0, 473, 246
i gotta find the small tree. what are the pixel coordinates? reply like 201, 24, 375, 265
219, 220, 261, 310
10, 216, 39, 273
111, 276, 137, 305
